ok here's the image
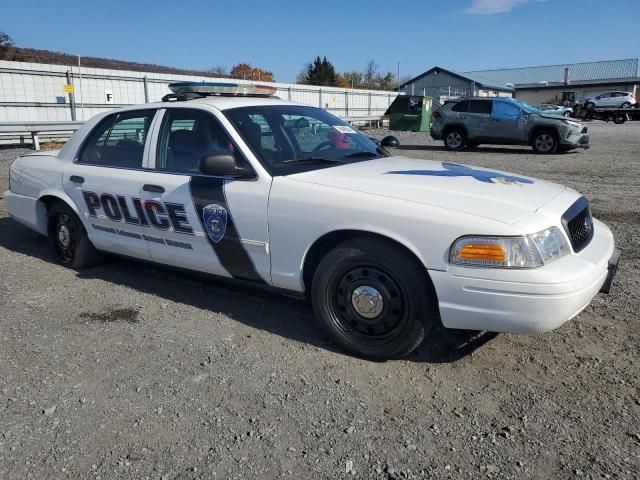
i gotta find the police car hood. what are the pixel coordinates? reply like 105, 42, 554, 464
287, 156, 565, 224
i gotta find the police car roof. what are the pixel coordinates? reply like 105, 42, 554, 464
137, 95, 304, 111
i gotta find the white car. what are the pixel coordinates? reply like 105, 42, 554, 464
582, 91, 636, 108
4, 82, 620, 359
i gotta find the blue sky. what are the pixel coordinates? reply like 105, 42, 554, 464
3, 0, 639, 82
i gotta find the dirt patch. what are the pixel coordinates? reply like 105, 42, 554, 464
79, 307, 140, 323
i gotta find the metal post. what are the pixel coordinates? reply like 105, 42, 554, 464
143, 76, 149, 103
368, 92, 371, 116
66, 70, 76, 121
345, 91, 349, 117
318, 89, 322, 108
77, 56, 84, 121
288, 87, 291, 100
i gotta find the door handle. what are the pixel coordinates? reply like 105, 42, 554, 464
69, 175, 84, 184
143, 184, 165, 193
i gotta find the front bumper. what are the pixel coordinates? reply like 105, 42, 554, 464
561, 132, 590, 149
430, 219, 616, 333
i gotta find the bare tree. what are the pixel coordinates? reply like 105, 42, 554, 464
364, 60, 379, 88
208, 65, 228, 77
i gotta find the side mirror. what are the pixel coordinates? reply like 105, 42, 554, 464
199, 153, 252, 178
380, 135, 400, 148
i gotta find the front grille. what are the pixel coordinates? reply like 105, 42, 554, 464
561, 197, 594, 252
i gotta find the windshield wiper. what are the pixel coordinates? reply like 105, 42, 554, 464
283, 156, 344, 164
342, 150, 380, 159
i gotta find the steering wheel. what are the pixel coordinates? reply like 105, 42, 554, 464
312, 141, 333, 153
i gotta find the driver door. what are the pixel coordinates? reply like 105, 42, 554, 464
138, 106, 272, 283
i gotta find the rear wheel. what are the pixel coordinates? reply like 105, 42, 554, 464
311, 238, 435, 360
621, 102, 631, 108
444, 129, 466, 150
48, 201, 101, 269
532, 131, 558, 154
613, 113, 627, 124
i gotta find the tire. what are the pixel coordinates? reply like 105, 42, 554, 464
563, 111, 572, 117
532, 131, 558, 154
613, 113, 627, 124
311, 237, 436, 360
444, 128, 467, 150
621, 102, 631, 109
48, 201, 101, 269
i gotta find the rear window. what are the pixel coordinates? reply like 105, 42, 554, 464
451, 100, 469, 112
468, 100, 492, 114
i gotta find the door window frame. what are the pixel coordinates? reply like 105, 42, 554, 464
73, 108, 160, 171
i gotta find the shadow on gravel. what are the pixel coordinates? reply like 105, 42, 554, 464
397, 144, 574, 155
0, 216, 496, 363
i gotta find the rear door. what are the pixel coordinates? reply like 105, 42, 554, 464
138, 106, 271, 283
489, 99, 526, 143
63, 109, 157, 259
465, 99, 493, 141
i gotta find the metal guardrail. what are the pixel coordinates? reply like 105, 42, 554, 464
0, 121, 84, 150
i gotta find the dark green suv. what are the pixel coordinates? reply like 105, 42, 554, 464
430, 97, 590, 154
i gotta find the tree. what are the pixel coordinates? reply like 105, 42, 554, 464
363, 60, 379, 88
229, 63, 274, 82
0, 31, 15, 60
305, 56, 337, 87
341, 71, 363, 89
208, 65, 228, 77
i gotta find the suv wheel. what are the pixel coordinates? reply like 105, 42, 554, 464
311, 237, 435, 360
532, 131, 558, 154
444, 129, 466, 150
48, 201, 101, 269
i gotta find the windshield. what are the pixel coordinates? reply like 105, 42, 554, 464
224, 105, 387, 175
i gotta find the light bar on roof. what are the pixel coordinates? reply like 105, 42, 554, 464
168, 81, 277, 97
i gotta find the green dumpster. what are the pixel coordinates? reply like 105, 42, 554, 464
385, 95, 432, 132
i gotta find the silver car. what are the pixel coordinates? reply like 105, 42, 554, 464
582, 91, 636, 108
540, 105, 573, 117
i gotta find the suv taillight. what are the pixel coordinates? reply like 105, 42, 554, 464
432, 111, 441, 119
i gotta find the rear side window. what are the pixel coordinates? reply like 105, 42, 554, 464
78, 110, 155, 168
451, 100, 469, 112
468, 100, 492, 114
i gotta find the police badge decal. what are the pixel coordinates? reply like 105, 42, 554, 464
202, 204, 228, 243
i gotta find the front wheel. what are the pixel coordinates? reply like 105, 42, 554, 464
563, 111, 572, 117
311, 237, 436, 360
48, 201, 101, 269
532, 131, 558, 154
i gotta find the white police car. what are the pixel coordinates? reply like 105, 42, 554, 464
4, 82, 620, 359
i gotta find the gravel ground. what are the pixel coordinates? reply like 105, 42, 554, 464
0, 121, 639, 479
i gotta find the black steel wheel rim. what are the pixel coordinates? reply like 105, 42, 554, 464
54, 213, 76, 263
326, 265, 408, 345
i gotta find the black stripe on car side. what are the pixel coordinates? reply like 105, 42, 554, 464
189, 176, 265, 283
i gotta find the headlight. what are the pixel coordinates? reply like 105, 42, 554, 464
450, 226, 570, 268
529, 226, 571, 263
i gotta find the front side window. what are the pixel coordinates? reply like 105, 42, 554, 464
492, 100, 522, 119
155, 108, 247, 175
78, 110, 155, 168
224, 105, 387, 176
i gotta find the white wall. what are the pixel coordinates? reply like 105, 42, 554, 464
0, 60, 397, 122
